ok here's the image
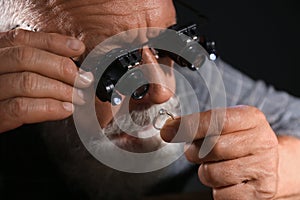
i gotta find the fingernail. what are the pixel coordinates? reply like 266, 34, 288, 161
67, 39, 83, 51
63, 102, 74, 112
79, 71, 94, 85
77, 89, 84, 99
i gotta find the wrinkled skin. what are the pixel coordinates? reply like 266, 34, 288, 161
0, 0, 176, 131
1, 0, 300, 199
162, 106, 279, 199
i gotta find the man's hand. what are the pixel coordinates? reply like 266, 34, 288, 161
0, 29, 93, 133
161, 105, 279, 200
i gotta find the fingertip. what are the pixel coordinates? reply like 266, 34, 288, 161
79, 71, 94, 84
160, 126, 176, 142
197, 164, 208, 185
67, 38, 85, 52
160, 118, 180, 142
62, 102, 74, 112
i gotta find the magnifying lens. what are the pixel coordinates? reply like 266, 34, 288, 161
92, 24, 218, 106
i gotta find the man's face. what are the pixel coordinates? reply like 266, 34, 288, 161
6, 1, 191, 196
32, 0, 178, 151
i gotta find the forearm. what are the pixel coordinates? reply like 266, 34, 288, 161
275, 135, 300, 199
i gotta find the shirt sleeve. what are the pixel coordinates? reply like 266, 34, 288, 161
216, 59, 300, 137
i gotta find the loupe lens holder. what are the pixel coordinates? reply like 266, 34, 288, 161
96, 48, 149, 105
93, 24, 218, 106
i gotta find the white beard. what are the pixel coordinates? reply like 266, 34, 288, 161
96, 97, 181, 153
40, 97, 194, 199
103, 97, 180, 136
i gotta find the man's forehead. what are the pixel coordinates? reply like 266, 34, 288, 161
94, 0, 176, 26
91, 27, 167, 55
76, 0, 176, 52
12, 0, 176, 56
44, 0, 169, 15
99, 0, 162, 14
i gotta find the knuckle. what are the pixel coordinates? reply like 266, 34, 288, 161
45, 33, 56, 49
260, 128, 278, 149
6, 29, 29, 45
58, 57, 76, 78
43, 101, 59, 114
20, 72, 38, 95
14, 46, 35, 65
212, 141, 224, 158
185, 149, 196, 163
255, 183, 277, 199
269, 180, 278, 197
255, 167, 278, 199
7, 98, 27, 121
198, 166, 207, 185
61, 85, 73, 100
265, 158, 278, 179
249, 106, 267, 122
198, 164, 214, 187
263, 131, 278, 148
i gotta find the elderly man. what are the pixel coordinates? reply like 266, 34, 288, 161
1, 0, 300, 199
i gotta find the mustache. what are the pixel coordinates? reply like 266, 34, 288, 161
103, 97, 180, 136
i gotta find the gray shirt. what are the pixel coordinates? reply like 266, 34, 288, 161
176, 58, 300, 138
218, 59, 300, 137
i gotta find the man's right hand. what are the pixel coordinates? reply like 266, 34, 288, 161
0, 29, 93, 133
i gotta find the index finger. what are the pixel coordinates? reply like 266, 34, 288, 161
0, 29, 85, 57
161, 105, 266, 142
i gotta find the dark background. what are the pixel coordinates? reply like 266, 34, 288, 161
1, 0, 300, 199
176, 0, 300, 97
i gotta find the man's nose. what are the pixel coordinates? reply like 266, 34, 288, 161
133, 48, 175, 105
